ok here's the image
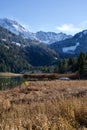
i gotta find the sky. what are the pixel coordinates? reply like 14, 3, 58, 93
0, 0, 87, 35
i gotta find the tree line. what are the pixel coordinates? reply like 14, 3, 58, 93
0, 48, 87, 79
42, 52, 87, 78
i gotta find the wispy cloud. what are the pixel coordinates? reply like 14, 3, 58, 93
56, 20, 87, 35
56, 24, 82, 35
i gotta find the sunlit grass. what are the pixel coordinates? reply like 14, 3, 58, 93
0, 80, 87, 130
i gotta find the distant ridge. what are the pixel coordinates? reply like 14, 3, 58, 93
0, 18, 72, 44
50, 29, 87, 58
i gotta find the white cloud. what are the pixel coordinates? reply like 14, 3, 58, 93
56, 24, 82, 35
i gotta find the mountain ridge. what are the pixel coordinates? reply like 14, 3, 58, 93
0, 18, 72, 44
0, 25, 58, 72
49, 29, 87, 58
1, 17, 87, 61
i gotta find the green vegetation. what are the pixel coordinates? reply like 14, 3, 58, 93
0, 26, 58, 73
0, 43, 30, 72
78, 52, 87, 77
53, 52, 87, 79
0, 26, 87, 79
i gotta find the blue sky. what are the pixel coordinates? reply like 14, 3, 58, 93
0, 0, 87, 35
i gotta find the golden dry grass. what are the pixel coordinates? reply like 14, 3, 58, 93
0, 80, 87, 130
0, 72, 22, 77
23, 73, 78, 80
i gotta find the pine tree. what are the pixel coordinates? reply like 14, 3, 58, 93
59, 59, 68, 73
78, 52, 86, 77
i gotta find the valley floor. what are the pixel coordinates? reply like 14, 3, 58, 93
0, 72, 22, 77
0, 80, 87, 130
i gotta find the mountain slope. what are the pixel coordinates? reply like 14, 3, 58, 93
0, 26, 58, 72
50, 29, 87, 58
0, 18, 36, 40
0, 18, 72, 44
36, 31, 72, 44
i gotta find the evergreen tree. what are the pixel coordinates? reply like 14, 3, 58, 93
78, 52, 86, 76
59, 59, 68, 73
68, 57, 77, 72
68, 57, 75, 66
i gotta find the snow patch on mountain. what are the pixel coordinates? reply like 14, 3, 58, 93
12, 41, 21, 46
36, 31, 72, 44
2, 39, 7, 42
0, 18, 36, 40
15, 43, 21, 46
62, 42, 80, 53
12, 24, 27, 32
0, 18, 72, 44
4, 45, 9, 49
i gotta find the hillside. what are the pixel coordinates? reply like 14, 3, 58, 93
0, 18, 72, 44
50, 29, 87, 58
0, 26, 58, 72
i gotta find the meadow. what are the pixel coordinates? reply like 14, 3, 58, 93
0, 79, 87, 130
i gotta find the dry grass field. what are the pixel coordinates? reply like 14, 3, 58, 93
23, 73, 79, 80
0, 72, 22, 77
0, 80, 87, 130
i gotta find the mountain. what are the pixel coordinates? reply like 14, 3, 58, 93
49, 29, 87, 58
0, 18, 36, 40
0, 18, 72, 44
1, 17, 87, 72
36, 31, 72, 44
0, 26, 58, 72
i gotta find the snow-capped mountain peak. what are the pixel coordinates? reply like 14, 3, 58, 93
0, 18, 72, 44
36, 31, 72, 44
0, 18, 35, 39
0, 18, 28, 32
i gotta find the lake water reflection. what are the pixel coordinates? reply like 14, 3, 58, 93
0, 76, 24, 90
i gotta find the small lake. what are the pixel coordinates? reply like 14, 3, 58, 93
0, 76, 24, 90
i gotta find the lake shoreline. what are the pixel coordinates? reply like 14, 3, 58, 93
0, 72, 22, 77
